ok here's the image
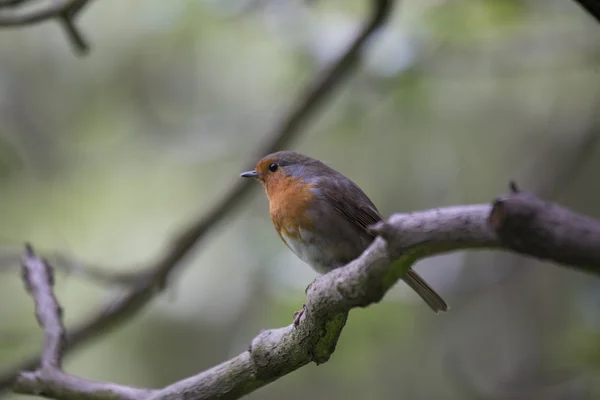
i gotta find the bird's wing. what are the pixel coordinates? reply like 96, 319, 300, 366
318, 173, 383, 235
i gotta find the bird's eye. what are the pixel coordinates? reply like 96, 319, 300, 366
268, 163, 278, 172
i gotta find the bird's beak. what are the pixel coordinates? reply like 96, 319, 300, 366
240, 170, 259, 178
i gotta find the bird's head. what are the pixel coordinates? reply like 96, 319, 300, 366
241, 151, 323, 196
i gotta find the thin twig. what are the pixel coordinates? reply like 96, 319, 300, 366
0, 0, 94, 53
0, 0, 31, 7
15, 244, 156, 400
20, 244, 66, 370
0, 0, 91, 25
0, 249, 142, 287
58, 17, 88, 54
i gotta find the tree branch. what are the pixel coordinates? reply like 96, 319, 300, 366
0, 249, 143, 287
0, 0, 94, 54
148, 186, 600, 400
490, 183, 600, 273
12, 184, 600, 399
14, 245, 155, 400
0, 0, 395, 392
20, 244, 66, 370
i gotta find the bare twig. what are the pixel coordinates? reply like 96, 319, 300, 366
0, 0, 395, 391
14, 244, 156, 400
48, 253, 142, 286
58, 16, 88, 55
0, 249, 143, 287
0, 0, 94, 53
0, 0, 91, 25
20, 244, 66, 370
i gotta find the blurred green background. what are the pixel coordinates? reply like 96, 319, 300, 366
1, 0, 600, 398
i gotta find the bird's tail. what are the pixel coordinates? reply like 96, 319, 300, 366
402, 270, 449, 313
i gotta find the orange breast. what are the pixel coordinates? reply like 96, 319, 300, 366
265, 175, 317, 243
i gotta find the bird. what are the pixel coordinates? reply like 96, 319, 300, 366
241, 151, 448, 314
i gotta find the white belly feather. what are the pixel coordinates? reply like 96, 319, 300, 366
280, 229, 331, 274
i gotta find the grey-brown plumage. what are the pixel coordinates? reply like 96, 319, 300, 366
242, 151, 448, 313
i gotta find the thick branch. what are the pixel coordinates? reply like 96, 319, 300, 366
490, 189, 600, 273
147, 190, 600, 399
1, 0, 395, 392
12, 184, 600, 400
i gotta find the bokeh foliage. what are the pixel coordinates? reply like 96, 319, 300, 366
1, 0, 600, 398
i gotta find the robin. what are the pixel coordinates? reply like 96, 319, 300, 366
241, 151, 448, 313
